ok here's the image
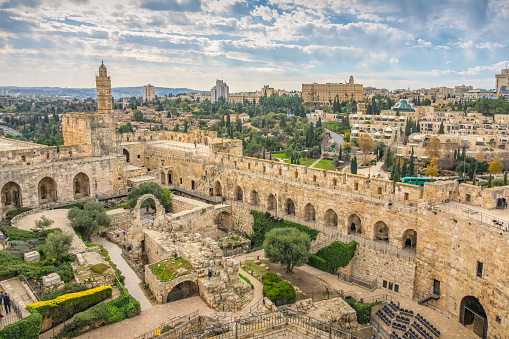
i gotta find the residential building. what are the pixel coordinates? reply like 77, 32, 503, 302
143, 84, 155, 102
302, 76, 363, 104
210, 80, 229, 103
496, 68, 509, 100
464, 89, 498, 100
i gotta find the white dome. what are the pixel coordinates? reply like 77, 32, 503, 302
374, 132, 381, 136
382, 115, 388, 119
476, 137, 483, 143
385, 127, 393, 132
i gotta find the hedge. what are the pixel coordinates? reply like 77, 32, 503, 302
5, 207, 32, 218
239, 273, 254, 289
0, 306, 42, 339
55, 292, 141, 338
262, 272, 296, 304
309, 241, 357, 272
345, 298, 380, 324
249, 210, 319, 249
307, 254, 328, 271
31, 286, 112, 331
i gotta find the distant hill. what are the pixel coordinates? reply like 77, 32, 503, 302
0, 86, 208, 100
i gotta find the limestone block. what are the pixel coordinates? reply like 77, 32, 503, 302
42, 273, 62, 288
76, 253, 85, 265
24, 251, 40, 263
177, 268, 188, 275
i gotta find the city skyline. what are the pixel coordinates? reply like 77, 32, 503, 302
0, 0, 508, 92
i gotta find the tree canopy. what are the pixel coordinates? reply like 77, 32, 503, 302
44, 230, 73, 266
263, 228, 311, 272
68, 202, 111, 241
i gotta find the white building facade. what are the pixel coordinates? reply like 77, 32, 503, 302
210, 80, 229, 103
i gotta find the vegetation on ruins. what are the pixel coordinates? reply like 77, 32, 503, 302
67, 202, 111, 242
0, 306, 42, 339
43, 230, 73, 266
249, 210, 319, 250
263, 228, 311, 273
345, 298, 381, 324
262, 272, 296, 303
127, 181, 172, 212
149, 257, 194, 282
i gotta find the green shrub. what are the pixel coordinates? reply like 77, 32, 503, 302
308, 254, 328, 271
31, 286, 113, 330
106, 205, 130, 211
56, 292, 140, 338
0, 225, 38, 241
90, 263, 109, 274
239, 273, 254, 289
0, 306, 42, 339
344, 298, 380, 324
5, 207, 32, 218
249, 210, 319, 249
262, 273, 296, 304
315, 241, 357, 269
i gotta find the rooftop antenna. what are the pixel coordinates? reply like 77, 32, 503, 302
102, 60, 104, 64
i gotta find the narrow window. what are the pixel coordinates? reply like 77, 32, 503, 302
476, 261, 483, 278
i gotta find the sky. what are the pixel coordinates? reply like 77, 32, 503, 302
0, 0, 508, 92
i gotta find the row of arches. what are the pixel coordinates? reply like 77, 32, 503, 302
213, 181, 417, 248
1, 173, 91, 209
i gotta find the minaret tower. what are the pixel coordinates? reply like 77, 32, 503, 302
96, 61, 112, 113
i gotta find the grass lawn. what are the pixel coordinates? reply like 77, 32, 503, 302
283, 158, 315, 166
313, 159, 337, 171
242, 259, 270, 277
149, 257, 194, 282
272, 153, 286, 159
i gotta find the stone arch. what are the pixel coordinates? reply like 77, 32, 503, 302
285, 198, 295, 215
132, 194, 165, 226
160, 171, 166, 185
214, 181, 222, 196
304, 203, 315, 221
38, 177, 57, 204
373, 220, 389, 242
123, 149, 130, 162
402, 229, 417, 249
324, 209, 338, 228
1, 181, 22, 208
250, 190, 259, 205
460, 296, 487, 338
165, 279, 199, 303
267, 194, 277, 211
348, 214, 362, 234
214, 211, 232, 230
73, 172, 90, 199
234, 186, 243, 201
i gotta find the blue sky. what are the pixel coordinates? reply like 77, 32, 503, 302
0, 0, 508, 92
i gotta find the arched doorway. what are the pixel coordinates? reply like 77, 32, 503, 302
166, 280, 199, 303
460, 296, 487, 338
1, 182, 22, 208
160, 171, 166, 185
234, 186, 243, 201
285, 198, 295, 215
348, 214, 362, 234
214, 181, 222, 196
402, 229, 417, 249
374, 221, 389, 242
324, 209, 338, 228
38, 177, 57, 204
214, 211, 232, 231
250, 190, 259, 205
73, 173, 90, 199
123, 149, 130, 162
168, 171, 173, 185
304, 203, 315, 221
267, 194, 277, 211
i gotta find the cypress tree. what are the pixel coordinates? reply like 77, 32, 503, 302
487, 174, 493, 188
438, 122, 444, 134
461, 146, 466, 160
351, 156, 358, 174
409, 148, 415, 176
472, 170, 476, 185
504, 171, 507, 186
338, 145, 342, 160
401, 160, 408, 178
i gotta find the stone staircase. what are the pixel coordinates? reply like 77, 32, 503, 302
0, 311, 20, 330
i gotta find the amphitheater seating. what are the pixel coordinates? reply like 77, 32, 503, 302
374, 305, 441, 339
376, 310, 392, 326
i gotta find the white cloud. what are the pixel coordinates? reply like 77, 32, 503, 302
389, 58, 399, 64
476, 42, 505, 49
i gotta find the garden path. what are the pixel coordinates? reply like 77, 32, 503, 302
16, 209, 87, 254
91, 236, 152, 311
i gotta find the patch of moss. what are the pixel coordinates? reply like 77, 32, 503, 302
90, 263, 109, 274
149, 257, 194, 282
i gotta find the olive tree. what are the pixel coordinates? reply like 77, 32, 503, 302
44, 231, 72, 266
68, 202, 111, 241
263, 228, 311, 273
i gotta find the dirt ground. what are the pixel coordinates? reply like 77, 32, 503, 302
268, 263, 333, 297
